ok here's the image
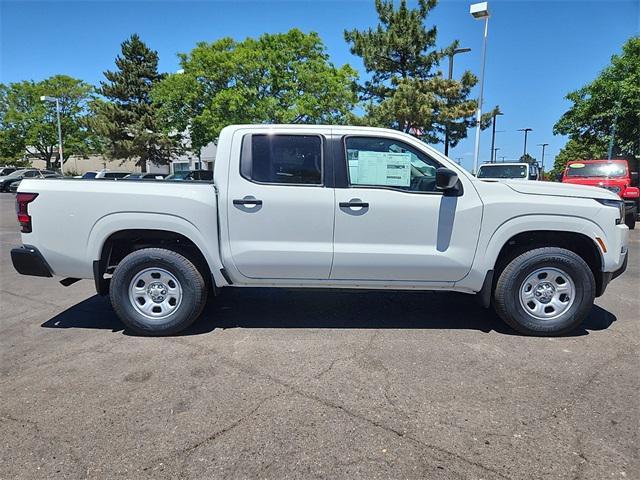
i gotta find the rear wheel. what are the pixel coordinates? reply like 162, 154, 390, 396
493, 247, 595, 336
109, 248, 208, 336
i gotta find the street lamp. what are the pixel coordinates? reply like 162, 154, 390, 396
518, 127, 533, 157
489, 110, 503, 163
470, 1, 490, 174
537, 143, 549, 175
444, 47, 471, 156
40, 96, 64, 175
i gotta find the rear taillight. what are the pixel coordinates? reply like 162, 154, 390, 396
16, 193, 38, 233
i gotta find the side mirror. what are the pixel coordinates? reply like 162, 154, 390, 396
436, 167, 459, 191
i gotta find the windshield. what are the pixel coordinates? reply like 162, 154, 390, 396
566, 162, 626, 178
3, 169, 30, 179
82, 172, 97, 179
477, 164, 527, 179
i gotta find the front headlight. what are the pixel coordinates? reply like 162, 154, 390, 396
595, 198, 624, 223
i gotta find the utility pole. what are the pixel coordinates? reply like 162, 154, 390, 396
489, 110, 503, 163
470, 2, 490, 174
40, 96, 64, 174
518, 128, 533, 157
537, 143, 549, 176
493, 147, 500, 162
444, 47, 471, 156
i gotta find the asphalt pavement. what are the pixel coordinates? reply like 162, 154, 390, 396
0, 192, 638, 479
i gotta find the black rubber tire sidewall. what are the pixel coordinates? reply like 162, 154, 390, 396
109, 248, 207, 336
494, 247, 595, 336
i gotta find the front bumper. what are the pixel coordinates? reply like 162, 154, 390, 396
596, 250, 628, 297
11, 245, 53, 277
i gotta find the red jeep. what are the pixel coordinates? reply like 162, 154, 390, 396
561, 159, 639, 229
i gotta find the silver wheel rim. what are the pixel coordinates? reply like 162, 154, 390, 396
519, 267, 576, 320
128, 268, 183, 321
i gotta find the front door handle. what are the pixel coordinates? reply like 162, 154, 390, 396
233, 198, 263, 206
339, 201, 369, 208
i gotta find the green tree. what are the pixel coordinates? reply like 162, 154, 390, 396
549, 137, 608, 179
344, 0, 495, 147
0, 76, 95, 169
152, 29, 358, 151
554, 36, 640, 159
92, 34, 180, 171
519, 153, 537, 165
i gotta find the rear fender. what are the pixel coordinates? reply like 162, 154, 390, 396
87, 212, 227, 286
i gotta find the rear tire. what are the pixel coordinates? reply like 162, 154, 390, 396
493, 247, 595, 336
109, 248, 208, 336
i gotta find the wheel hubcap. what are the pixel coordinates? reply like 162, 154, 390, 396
519, 267, 575, 320
129, 268, 182, 320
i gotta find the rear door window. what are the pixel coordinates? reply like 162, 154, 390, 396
242, 134, 322, 185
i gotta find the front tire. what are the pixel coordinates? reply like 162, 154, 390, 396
493, 247, 595, 336
109, 248, 208, 336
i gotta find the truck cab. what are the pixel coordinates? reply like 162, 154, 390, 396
561, 159, 639, 229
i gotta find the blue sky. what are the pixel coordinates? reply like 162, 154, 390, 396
1, 0, 638, 171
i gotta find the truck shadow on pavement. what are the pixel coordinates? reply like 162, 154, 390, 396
41, 288, 617, 337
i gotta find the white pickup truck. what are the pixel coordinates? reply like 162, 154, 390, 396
12, 125, 629, 336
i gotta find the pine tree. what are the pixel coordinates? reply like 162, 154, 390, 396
345, 0, 495, 148
92, 34, 179, 171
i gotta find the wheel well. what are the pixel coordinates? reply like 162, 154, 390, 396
494, 230, 603, 291
95, 229, 212, 295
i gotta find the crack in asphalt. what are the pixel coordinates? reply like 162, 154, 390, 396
167, 337, 513, 480
0, 412, 87, 476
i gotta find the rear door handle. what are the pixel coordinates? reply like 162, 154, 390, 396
339, 201, 369, 208
233, 198, 263, 206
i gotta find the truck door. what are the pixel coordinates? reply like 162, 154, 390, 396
226, 131, 334, 280
331, 134, 483, 283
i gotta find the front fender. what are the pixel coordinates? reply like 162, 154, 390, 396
455, 214, 606, 292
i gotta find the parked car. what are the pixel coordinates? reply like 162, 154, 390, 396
9, 173, 61, 193
0, 167, 19, 177
124, 173, 168, 180
476, 162, 540, 181
166, 169, 214, 181
560, 159, 639, 230
0, 169, 55, 192
81, 170, 131, 180
11, 125, 629, 337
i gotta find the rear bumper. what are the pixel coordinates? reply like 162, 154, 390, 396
597, 250, 628, 297
11, 245, 53, 277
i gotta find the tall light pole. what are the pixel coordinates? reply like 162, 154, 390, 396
518, 127, 533, 157
444, 47, 471, 156
489, 109, 503, 163
470, 1, 490, 174
537, 143, 549, 176
493, 147, 500, 162
40, 96, 64, 175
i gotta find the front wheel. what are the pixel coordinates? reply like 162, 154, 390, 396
493, 247, 595, 336
109, 248, 208, 336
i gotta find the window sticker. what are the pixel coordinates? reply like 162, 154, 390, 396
569, 163, 585, 168
353, 151, 412, 187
